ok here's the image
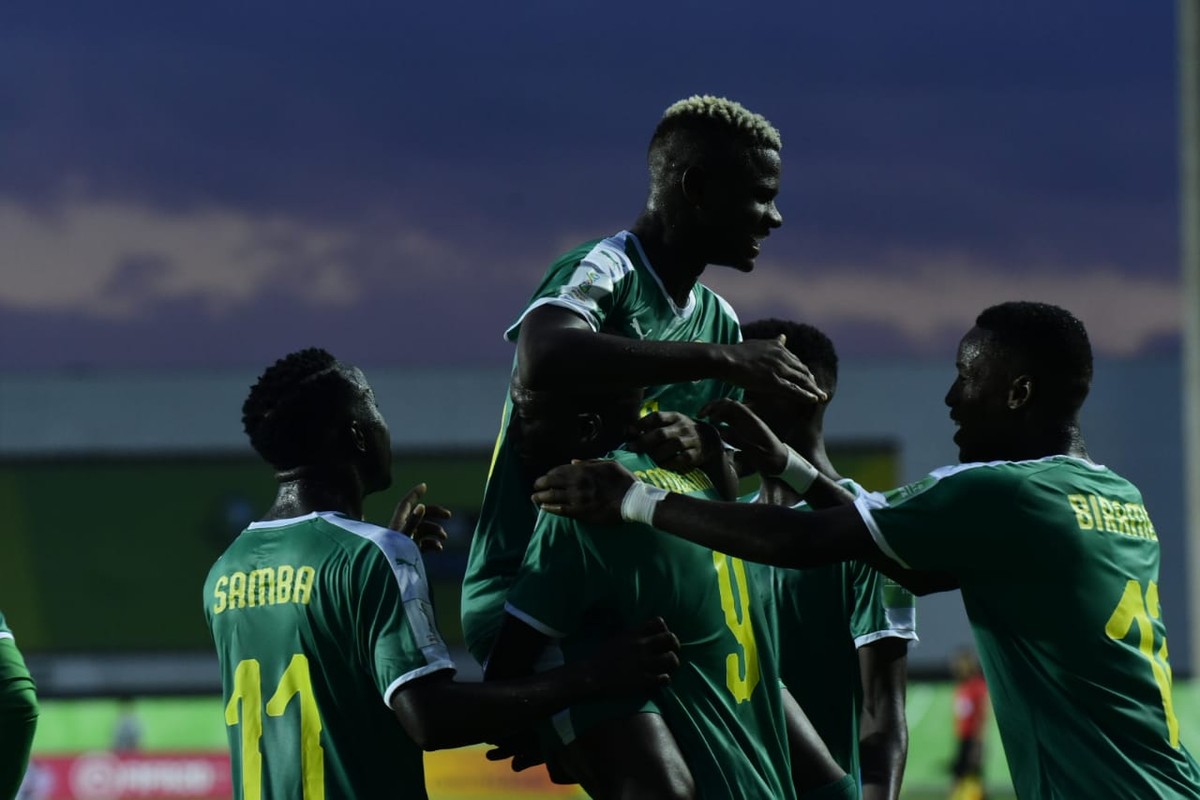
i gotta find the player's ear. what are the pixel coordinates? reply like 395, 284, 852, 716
348, 420, 368, 453
680, 164, 708, 210
1007, 375, 1033, 410
578, 412, 601, 445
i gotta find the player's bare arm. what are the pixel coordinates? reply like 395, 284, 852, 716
857, 638, 909, 800
389, 617, 679, 751
517, 306, 827, 405
484, 615, 696, 798
532, 459, 866, 566
533, 460, 957, 595
780, 687, 848, 795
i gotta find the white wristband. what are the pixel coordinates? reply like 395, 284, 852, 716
771, 445, 819, 495
620, 482, 669, 525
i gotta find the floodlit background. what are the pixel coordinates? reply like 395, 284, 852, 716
2, 2, 1195, 798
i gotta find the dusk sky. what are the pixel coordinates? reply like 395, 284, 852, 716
0, 2, 1183, 370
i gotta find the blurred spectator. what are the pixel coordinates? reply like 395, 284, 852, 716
112, 696, 144, 753
949, 647, 989, 800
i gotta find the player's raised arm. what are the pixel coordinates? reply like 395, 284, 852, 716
389, 618, 679, 751
518, 306, 826, 405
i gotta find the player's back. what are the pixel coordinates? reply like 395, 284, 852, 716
204, 511, 454, 800
898, 457, 1200, 798
508, 449, 795, 799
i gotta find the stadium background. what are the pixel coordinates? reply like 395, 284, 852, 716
4, 1, 1199, 798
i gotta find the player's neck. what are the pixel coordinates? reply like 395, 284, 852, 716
1004, 423, 1090, 462
263, 468, 365, 521
629, 212, 705, 306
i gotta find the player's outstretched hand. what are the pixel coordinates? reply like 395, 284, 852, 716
600, 617, 681, 695
627, 411, 719, 472
726, 334, 827, 405
532, 461, 635, 524
388, 483, 451, 553
700, 398, 788, 476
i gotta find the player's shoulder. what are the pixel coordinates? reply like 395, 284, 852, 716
550, 231, 639, 281
309, 512, 423, 566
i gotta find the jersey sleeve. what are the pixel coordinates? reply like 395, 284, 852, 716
849, 562, 918, 648
853, 464, 1021, 573
353, 532, 455, 706
505, 240, 634, 340
504, 510, 609, 638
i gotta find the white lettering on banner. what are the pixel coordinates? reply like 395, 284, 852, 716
29, 753, 232, 799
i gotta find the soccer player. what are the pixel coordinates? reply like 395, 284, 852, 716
203, 348, 680, 800
532, 302, 1200, 799
0, 611, 38, 798
487, 381, 855, 800
739, 319, 914, 800
462, 94, 827, 670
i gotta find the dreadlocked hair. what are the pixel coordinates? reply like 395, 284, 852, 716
242, 347, 355, 470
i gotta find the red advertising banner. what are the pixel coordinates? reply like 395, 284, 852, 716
22, 753, 232, 800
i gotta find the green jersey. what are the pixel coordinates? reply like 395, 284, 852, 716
203, 512, 455, 800
0, 611, 38, 799
748, 483, 917, 793
462, 230, 743, 664
507, 449, 795, 800
855, 456, 1200, 799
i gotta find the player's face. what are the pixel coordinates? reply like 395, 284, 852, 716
345, 368, 393, 493
945, 328, 1016, 463
699, 147, 783, 272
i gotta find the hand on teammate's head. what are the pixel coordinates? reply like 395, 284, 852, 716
726, 335, 827, 405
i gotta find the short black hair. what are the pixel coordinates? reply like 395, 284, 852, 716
742, 318, 838, 396
242, 347, 357, 470
975, 301, 1093, 416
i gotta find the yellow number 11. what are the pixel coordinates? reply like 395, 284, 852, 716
1105, 579, 1179, 748
225, 654, 326, 799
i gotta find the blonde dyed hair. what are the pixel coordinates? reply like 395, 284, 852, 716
660, 95, 781, 151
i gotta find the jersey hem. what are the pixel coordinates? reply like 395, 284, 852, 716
382, 661, 456, 707
0, 632, 13, 642
504, 601, 567, 638
853, 495, 912, 569
854, 629, 918, 649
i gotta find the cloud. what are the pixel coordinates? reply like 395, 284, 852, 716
0, 195, 1181, 368
0, 196, 477, 319
705, 254, 1181, 357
